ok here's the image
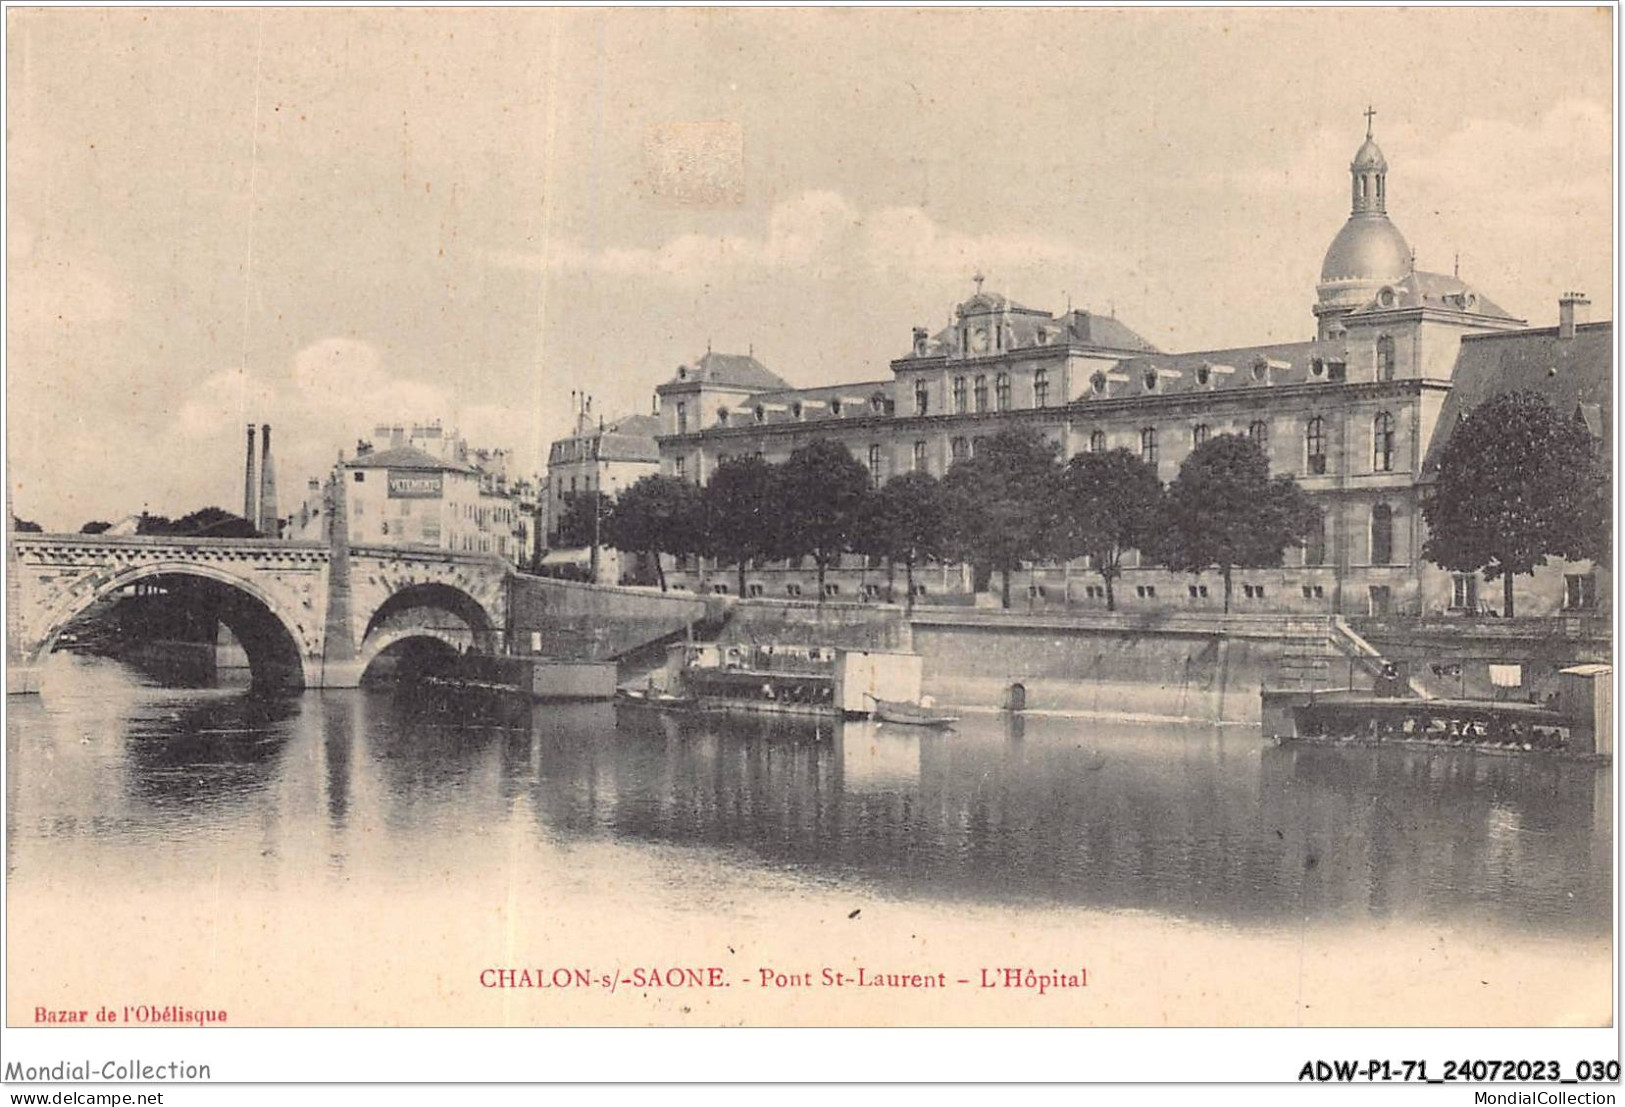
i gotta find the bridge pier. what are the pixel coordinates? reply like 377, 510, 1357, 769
315, 658, 365, 689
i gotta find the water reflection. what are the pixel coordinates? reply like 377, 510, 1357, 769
7, 655, 1611, 936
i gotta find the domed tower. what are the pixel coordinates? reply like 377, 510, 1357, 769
1314, 111, 1413, 339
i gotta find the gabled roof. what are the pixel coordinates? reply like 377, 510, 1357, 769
660, 351, 791, 392
1346, 269, 1519, 322
347, 444, 476, 473
1422, 320, 1613, 472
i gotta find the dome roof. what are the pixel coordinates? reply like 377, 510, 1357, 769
1351, 135, 1388, 171
1319, 214, 1411, 285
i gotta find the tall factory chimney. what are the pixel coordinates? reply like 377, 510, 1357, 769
258, 424, 280, 538
243, 424, 258, 524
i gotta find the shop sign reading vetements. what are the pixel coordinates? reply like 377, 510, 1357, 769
387, 470, 443, 499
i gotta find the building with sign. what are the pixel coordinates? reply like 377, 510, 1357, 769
291, 434, 536, 564
652, 121, 1609, 617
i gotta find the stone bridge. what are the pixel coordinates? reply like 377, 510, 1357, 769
6, 533, 709, 694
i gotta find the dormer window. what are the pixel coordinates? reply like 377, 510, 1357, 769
870, 391, 887, 414
1143, 368, 1158, 392
717, 407, 729, 427
1251, 359, 1268, 382
831, 399, 843, 417
754, 405, 766, 424
1376, 286, 1397, 310
1196, 364, 1211, 387
1310, 359, 1325, 378
677, 366, 688, 380
792, 402, 803, 420
1091, 370, 1107, 395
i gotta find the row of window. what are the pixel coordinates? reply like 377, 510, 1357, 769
935, 370, 1049, 416
679, 408, 1403, 487
676, 335, 1408, 438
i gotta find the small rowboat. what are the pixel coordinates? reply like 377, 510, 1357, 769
616, 687, 697, 710
866, 693, 957, 727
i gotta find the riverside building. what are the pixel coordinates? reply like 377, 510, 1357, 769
538, 399, 661, 580
291, 422, 538, 565
649, 121, 1609, 617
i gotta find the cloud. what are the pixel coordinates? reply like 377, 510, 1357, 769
488, 189, 1098, 290
172, 337, 543, 516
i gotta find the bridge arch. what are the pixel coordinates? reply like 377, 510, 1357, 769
356, 625, 469, 683
31, 560, 314, 690
356, 580, 498, 679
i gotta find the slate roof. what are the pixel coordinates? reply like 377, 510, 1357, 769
591, 433, 661, 463
1346, 270, 1519, 322
661, 351, 791, 392
347, 444, 476, 473
1086, 339, 1352, 402
698, 380, 896, 428
1421, 320, 1613, 473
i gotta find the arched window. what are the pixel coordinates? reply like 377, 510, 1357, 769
1140, 427, 1158, 466
1376, 335, 1396, 381
1370, 503, 1394, 565
952, 377, 967, 413
912, 441, 927, 472
1033, 368, 1050, 408
950, 437, 969, 463
1192, 424, 1210, 448
1372, 411, 1395, 472
1249, 420, 1270, 451
867, 444, 884, 488
914, 380, 930, 416
974, 376, 988, 413
1089, 430, 1106, 453
995, 373, 1011, 411
1306, 416, 1327, 474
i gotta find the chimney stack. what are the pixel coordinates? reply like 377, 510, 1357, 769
1559, 292, 1591, 339
258, 424, 279, 538
243, 424, 258, 523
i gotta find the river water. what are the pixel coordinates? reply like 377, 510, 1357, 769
5, 653, 1612, 1027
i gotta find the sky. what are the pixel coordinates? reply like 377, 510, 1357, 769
6, 7, 1613, 531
